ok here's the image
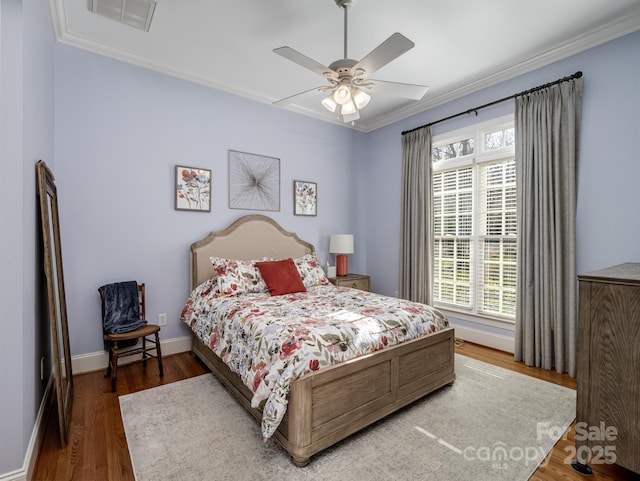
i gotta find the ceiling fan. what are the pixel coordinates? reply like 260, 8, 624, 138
273, 0, 428, 123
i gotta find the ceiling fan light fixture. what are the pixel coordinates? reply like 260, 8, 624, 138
341, 99, 357, 116
342, 110, 360, 123
322, 95, 337, 112
273, 0, 426, 126
352, 88, 370, 109
334, 83, 352, 105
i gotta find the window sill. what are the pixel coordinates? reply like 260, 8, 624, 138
434, 305, 515, 331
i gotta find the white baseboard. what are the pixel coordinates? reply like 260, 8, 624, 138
0, 376, 53, 481
449, 322, 515, 353
71, 335, 192, 374
0, 467, 26, 481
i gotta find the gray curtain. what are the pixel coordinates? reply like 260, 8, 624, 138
399, 127, 433, 304
515, 78, 583, 377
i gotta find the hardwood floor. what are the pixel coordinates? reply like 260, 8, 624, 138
32, 344, 640, 481
34, 353, 209, 481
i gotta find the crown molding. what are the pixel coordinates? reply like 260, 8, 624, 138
362, 7, 640, 132
50, 0, 640, 134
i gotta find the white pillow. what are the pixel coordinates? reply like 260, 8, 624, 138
294, 253, 330, 288
209, 256, 269, 296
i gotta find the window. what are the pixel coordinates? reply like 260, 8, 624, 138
432, 116, 516, 324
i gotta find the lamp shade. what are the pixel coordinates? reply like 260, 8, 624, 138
353, 88, 371, 109
329, 234, 354, 254
322, 95, 337, 112
333, 82, 352, 105
341, 99, 357, 116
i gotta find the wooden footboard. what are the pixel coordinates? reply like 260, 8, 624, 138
191, 326, 455, 466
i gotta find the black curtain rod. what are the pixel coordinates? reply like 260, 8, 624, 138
401, 71, 583, 136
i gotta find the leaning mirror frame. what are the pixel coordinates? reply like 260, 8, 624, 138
36, 160, 73, 447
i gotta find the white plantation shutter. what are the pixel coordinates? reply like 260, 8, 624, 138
477, 159, 517, 317
432, 117, 517, 324
433, 167, 473, 308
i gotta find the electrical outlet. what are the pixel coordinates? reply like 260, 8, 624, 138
158, 313, 167, 326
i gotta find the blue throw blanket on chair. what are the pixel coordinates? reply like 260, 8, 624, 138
100, 281, 148, 334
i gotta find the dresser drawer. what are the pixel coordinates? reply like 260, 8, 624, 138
341, 278, 370, 291
329, 274, 370, 292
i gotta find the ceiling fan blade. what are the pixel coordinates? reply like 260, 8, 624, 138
273, 86, 324, 106
273, 46, 334, 78
354, 33, 415, 77
369, 79, 428, 100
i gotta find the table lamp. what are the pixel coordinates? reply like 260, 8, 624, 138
329, 234, 354, 276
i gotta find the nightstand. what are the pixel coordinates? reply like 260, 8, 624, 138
328, 273, 370, 292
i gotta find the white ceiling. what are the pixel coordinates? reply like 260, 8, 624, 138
51, 0, 640, 132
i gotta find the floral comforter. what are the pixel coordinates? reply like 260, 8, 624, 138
180, 284, 449, 440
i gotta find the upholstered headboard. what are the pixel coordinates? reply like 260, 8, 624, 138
190, 214, 315, 289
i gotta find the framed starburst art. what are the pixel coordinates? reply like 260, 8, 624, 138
228, 150, 280, 211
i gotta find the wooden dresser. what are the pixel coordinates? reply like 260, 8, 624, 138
328, 273, 370, 292
575, 263, 640, 474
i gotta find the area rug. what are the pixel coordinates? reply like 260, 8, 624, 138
120, 354, 575, 481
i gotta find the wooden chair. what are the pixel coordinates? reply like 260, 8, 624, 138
98, 282, 164, 392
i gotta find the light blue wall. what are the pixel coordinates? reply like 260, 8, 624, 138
361, 30, 640, 336
22, 0, 55, 466
1, 8, 638, 476
0, 1, 25, 473
0, 0, 55, 475
54, 44, 366, 356
52, 29, 640, 356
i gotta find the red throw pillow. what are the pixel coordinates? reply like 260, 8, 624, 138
256, 258, 307, 296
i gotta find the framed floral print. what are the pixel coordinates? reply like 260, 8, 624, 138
228, 150, 280, 211
175, 165, 211, 212
294, 180, 317, 216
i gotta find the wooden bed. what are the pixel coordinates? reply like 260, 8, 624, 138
189, 214, 455, 466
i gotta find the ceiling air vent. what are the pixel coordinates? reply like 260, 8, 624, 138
89, 0, 156, 32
